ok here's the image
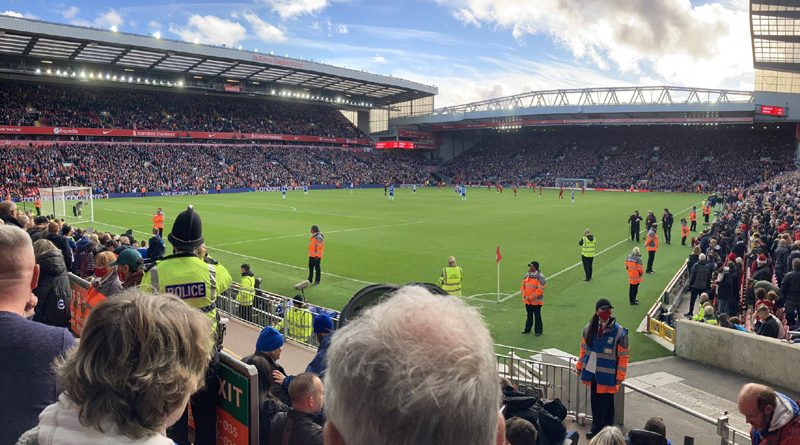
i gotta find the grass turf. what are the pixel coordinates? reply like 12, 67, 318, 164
74, 187, 702, 361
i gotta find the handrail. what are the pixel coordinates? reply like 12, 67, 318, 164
623, 383, 717, 425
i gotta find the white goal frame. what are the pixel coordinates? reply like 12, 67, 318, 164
555, 178, 590, 189
40, 186, 94, 224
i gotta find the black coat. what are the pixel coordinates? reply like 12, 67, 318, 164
32, 250, 72, 328
781, 270, 800, 303
716, 270, 739, 302
689, 261, 712, 291
270, 409, 323, 445
756, 315, 781, 339
752, 264, 772, 283
45, 233, 73, 270
775, 246, 791, 272
0, 213, 23, 228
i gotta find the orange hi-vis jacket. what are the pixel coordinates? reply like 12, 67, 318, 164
34, 198, 41, 208
703, 206, 710, 216
689, 210, 697, 221
521, 270, 546, 306
309, 233, 325, 258
681, 225, 690, 238
152, 212, 164, 229
625, 255, 644, 285
645, 231, 659, 252
70, 285, 107, 337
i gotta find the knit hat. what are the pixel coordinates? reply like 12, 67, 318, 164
595, 298, 614, 310
757, 254, 767, 266
168, 205, 204, 250
256, 327, 284, 352
313, 314, 335, 334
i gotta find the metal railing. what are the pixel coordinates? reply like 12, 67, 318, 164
643, 260, 689, 344
216, 281, 340, 349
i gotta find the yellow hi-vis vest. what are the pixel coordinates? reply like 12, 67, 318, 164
141, 253, 232, 336
276, 307, 313, 343
237, 275, 255, 306
581, 237, 596, 257
439, 266, 464, 296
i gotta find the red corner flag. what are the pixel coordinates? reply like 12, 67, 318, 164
496, 246, 503, 263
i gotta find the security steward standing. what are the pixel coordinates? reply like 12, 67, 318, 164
579, 228, 596, 281
625, 247, 644, 305
152, 207, 165, 237
576, 299, 629, 440
689, 206, 697, 232
141, 205, 232, 445
628, 210, 642, 242
308, 225, 324, 286
439, 256, 464, 296
702, 202, 711, 226
237, 263, 256, 322
645, 224, 659, 274
521, 261, 547, 336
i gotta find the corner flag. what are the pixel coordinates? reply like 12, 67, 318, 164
496, 246, 503, 263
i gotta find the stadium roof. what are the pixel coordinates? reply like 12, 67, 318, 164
751, 0, 800, 72
0, 15, 437, 107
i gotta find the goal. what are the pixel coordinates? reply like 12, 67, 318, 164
555, 178, 590, 189
40, 186, 94, 224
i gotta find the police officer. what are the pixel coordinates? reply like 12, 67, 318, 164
308, 225, 324, 285
141, 205, 232, 445
628, 210, 642, 242
439, 256, 464, 296
576, 299, 629, 439
579, 228, 596, 281
237, 263, 256, 322
520, 261, 547, 336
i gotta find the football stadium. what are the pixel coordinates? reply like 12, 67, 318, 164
1, 1, 799, 444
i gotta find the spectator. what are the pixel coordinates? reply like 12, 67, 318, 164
147, 228, 165, 261
245, 326, 290, 405
270, 373, 325, 445
687, 246, 701, 273
686, 254, 712, 317
112, 248, 145, 289
243, 354, 289, 443
90, 250, 124, 297
28, 216, 48, 242
31, 239, 71, 328
0, 225, 75, 444
0, 200, 23, 228
754, 305, 781, 339
276, 313, 336, 394
780, 258, 800, 326
589, 426, 626, 445
715, 261, 740, 317
44, 222, 73, 270
752, 255, 773, 283
737, 383, 800, 444
324, 286, 506, 445
16, 289, 213, 445
505, 418, 538, 445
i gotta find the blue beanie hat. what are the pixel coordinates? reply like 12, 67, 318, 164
256, 327, 284, 352
313, 314, 334, 334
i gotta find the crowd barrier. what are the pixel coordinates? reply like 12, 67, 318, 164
67, 273, 261, 445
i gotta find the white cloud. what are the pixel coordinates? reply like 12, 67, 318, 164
147, 20, 162, 31
373, 55, 387, 64
95, 9, 123, 29
239, 11, 286, 42
169, 15, 247, 47
264, 0, 329, 20
1, 11, 25, 18
337, 24, 348, 34
62, 6, 80, 20
446, 0, 753, 90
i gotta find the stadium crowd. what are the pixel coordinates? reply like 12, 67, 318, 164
444, 126, 795, 191
0, 82, 366, 139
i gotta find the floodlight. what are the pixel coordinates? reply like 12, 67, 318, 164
89, 72, 94, 78
55, 69, 62, 76
105, 73, 111, 80
237, 45, 242, 50
80, 71, 86, 78
35, 68, 41, 74
192, 38, 199, 44
153, 31, 161, 39
112, 75, 118, 81
110, 25, 118, 32
270, 89, 276, 94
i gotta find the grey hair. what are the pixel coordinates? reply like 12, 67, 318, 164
589, 426, 626, 445
699, 254, 706, 261
325, 286, 500, 445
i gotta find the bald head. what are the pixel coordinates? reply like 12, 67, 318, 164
0, 225, 40, 315
738, 383, 777, 431
0, 200, 16, 217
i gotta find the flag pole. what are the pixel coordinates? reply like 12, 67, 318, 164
496, 260, 500, 303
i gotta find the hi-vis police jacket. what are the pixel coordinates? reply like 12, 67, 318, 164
141, 252, 232, 336
576, 319, 629, 394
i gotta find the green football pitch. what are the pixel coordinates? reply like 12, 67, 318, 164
80, 187, 703, 361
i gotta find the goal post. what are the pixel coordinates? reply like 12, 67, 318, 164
555, 178, 590, 189
39, 186, 94, 224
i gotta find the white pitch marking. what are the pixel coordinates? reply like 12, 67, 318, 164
214, 220, 424, 247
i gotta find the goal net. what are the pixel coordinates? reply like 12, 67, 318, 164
40, 186, 94, 224
555, 178, 590, 189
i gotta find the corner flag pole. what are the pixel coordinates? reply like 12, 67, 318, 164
495, 245, 502, 303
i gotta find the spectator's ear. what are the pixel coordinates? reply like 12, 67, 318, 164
323, 421, 345, 445
496, 413, 506, 445
30, 263, 40, 291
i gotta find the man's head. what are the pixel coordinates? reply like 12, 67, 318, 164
644, 416, 667, 437
311, 224, 320, 234
241, 263, 251, 275
632, 247, 640, 256
288, 372, 324, 414
504, 418, 537, 445
47, 221, 60, 234
312, 313, 334, 341
255, 326, 284, 360
0, 225, 40, 316
528, 261, 539, 272
738, 383, 777, 432
448, 256, 457, 267
324, 286, 504, 445
756, 304, 771, 320
110, 248, 144, 278
0, 200, 17, 218
152, 228, 159, 236
584, 228, 591, 236
699, 293, 709, 304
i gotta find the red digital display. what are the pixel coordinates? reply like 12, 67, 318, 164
375, 141, 415, 149
757, 105, 787, 117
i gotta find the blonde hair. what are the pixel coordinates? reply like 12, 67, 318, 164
589, 426, 626, 445
33, 239, 59, 258
93, 250, 116, 268
56, 289, 212, 438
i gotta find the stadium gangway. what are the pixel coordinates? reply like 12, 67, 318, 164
493, 345, 751, 444
641, 260, 690, 346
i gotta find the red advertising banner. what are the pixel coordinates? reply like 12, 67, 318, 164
0, 126, 372, 146
223, 84, 241, 93
398, 129, 433, 139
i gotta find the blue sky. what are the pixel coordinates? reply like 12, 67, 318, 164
2, 0, 754, 107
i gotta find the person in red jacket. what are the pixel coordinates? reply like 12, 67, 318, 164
738, 383, 800, 445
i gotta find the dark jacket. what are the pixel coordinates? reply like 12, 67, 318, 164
752, 264, 773, 283
781, 271, 800, 303
147, 235, 165, 260
0, 213, 23, 228
502, 387, 566, 445
281, 334, 333, 393
258, 397, 289, 444
32, 250, 71, 328
687, 254, 700, 272
755, 315, 781, 339
270, 409, 324, 445
662, 213, 673, 228
44, 233, 73, 270
689, 261, 712, 290
717, 269, 739, 302
263, 355, 291, 406
775, 246, 790, 273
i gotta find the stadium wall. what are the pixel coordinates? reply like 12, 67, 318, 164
674, 320, 800, 390
435, 130, 485, 161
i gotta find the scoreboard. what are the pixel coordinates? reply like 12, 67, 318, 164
756, 105, 787, 117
